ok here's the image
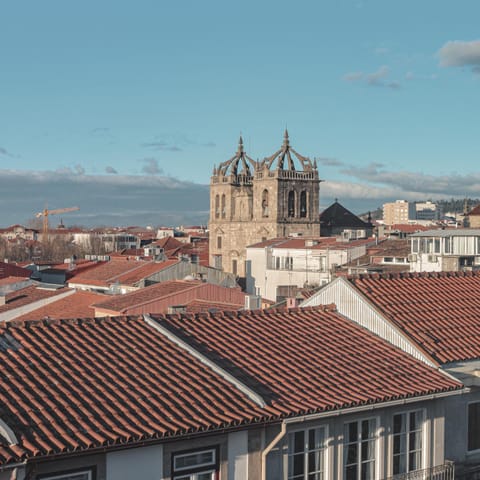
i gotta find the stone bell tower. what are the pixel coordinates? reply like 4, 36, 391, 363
209, 132, 321, 279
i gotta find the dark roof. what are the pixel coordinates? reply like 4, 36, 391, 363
320, 201, 370, 229
0, 306, 460, 465
349, 271, 480, 364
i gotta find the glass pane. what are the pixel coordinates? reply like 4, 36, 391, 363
393, 454, 406, 475
361, 440, 375, 461
393, 414, 405, 434
361, 461, 374, 480
409, 451, 421, 471
409, 431, 421, 451
410, 411, 420, 431
197, 473, 216, 480
346, 444, 358, 465
468, 403, 480, 450
346, 465, 357, 480
308, 451, 322, 473
309, 428, 325, 450
362, 419, 375, 440
174, 450, 215, 470
346, 422, 358, 443
293, 453, 304, 476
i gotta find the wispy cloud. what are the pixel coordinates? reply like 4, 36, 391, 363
316, 157, 345, 167
438, 40, 480, 73
142, 141, 183, 152
0, 147, 19, 158
343, 65, 401, 89
374, 47, 389, 55
141, 158, 163, 175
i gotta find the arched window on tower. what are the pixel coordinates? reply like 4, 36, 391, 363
221, 194, 226, 219
288, 191, 295, 217
262, 190, 269, 218
300, 191, 307, 218
215, 195, 220, 219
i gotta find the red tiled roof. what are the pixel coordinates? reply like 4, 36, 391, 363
14, 291, 106, 322
389, 224, 433, 233
68, 258, 178, 288
93, 280, 245, 315
152, 306, 460, 416
184, 299, 243, 313
0, 307, 460, 466
0, 285, 69, 314
0, 276, 30, 287
348, 271, 480, 364
0, 316, 264, 465
0, 262, 31, 279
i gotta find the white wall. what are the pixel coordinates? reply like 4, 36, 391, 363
106, 444, 163, 480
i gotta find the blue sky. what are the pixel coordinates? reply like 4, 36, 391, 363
1, 0, 480, 225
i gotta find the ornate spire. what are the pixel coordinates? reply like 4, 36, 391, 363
263, 130, 314, 172
215, 136, 255, 179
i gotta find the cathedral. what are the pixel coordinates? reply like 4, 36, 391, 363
209, 131, 321, 278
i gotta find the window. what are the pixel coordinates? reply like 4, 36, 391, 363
262, 189, 269, 218
217, 236, 222, 249
288, 427, 326, 480
344, 419, 376, 480
173, 448, 218, 480
221, 194, 226, 219
300, 191, 307, 218
392, 410, 423, 474
232, 259, 237, 275
38, 469, 93, 480
288, 191, 295, 217
445, 237, 452, 254
412, 238, 419, 253
214, 195, 220, 219
434, 238, 441, 254
213, 255, 222, 270
468, 402, 480, 451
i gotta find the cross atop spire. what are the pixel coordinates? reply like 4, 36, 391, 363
283, 128, 289, 147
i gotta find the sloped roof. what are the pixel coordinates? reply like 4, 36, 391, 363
0, 307, 460, 465
0, 285, 69, 314
68, 258, 178, 288
152, 306, 460, 415
14, 291, 106, 321
0, 262, 31, 280
320, 201, 369, 229
348, 271, 480, 364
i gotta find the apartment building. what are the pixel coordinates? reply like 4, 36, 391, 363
383, 200, 416, 225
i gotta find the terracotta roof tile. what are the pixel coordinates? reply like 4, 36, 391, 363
0, 307, 461, 466
14, 291, 106, 322
349, 271, 480, 364
0, 285, 69, 314
151, 306, 461, 416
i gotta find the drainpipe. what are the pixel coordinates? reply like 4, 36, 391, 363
261, 422, 286, 480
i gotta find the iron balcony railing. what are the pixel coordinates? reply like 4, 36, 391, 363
385, 461, 454, 480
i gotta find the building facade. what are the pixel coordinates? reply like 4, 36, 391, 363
209, 132, 320, 278
383, 200, 415, 226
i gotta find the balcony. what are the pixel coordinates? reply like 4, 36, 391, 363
385, 461, 454, 480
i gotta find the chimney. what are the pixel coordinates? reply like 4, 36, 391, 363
286, 297, 300, 309
244, 295, 261, 310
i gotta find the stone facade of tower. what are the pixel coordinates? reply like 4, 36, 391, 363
209, 132, 320, 278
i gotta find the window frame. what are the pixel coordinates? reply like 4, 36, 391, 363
343, 417, 378, 480
391, 409, 425, 475
37, 467, 95, 480
172, 446, 219, 480
467, 401, 480, 452
287, 425, 328, 480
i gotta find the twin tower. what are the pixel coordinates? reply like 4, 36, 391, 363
209, 131, 321, 278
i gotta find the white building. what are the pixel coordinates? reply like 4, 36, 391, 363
409, 228, 480, 272
245, 236, 372, 301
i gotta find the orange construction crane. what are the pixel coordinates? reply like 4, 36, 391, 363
36, 206, 80, 238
